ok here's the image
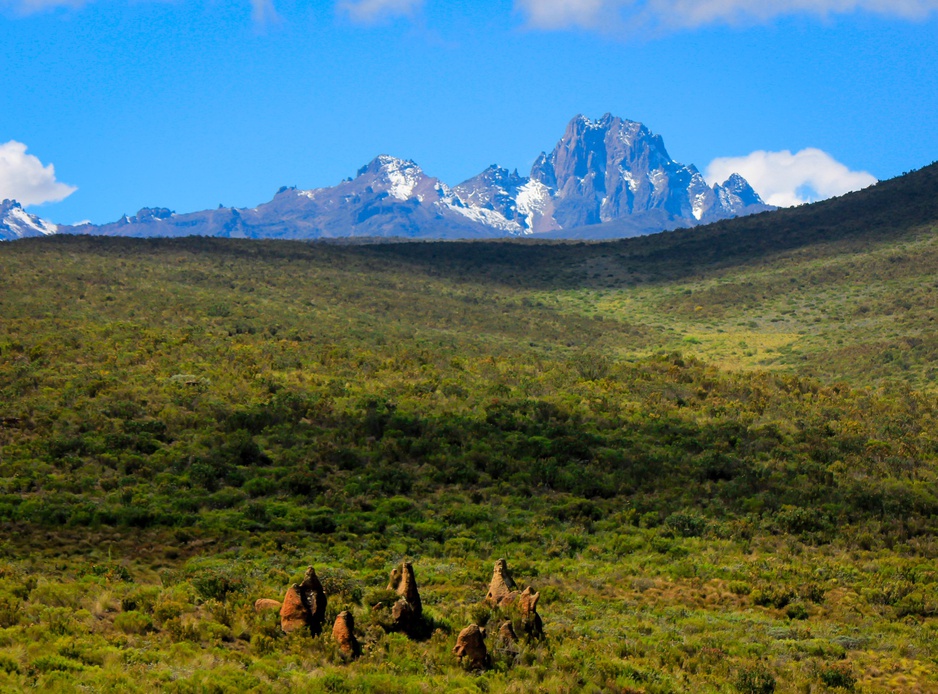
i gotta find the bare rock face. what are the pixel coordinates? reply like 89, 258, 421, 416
453, 624, 489, 670
254, 598, 282, 613
391, 598, 415, 627
395, 562, 422, 616
497, 621, 518, 651
280, 566, 328, 636
486, 558, 518, 606
387, 561, 422, 632
386, 565, 403, 592
280, 585, 309, 633
519, 586, 543, 639
332, 611, 360, 657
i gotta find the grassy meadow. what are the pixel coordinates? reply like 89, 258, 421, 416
1, 167, 938, 692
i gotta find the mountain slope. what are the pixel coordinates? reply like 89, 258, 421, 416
528, 114, 770, 232
48, 114, 770, 241
0, 156, 937, 693
0, 199, 58, 240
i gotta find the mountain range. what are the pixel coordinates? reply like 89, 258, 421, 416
1, 114, 772, 242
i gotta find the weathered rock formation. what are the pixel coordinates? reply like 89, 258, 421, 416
395, 562, 422, 616
387, 565, 403, 592
519, 586, 543, 639
332, 611, 360, 657
497, 621, 518, 653
486, 558, 518, 606
391, 598, 415, 628
453, 624, 489, 670
254, 598, 282, 613
388, 561, 422, 631
280, 566, 328, 636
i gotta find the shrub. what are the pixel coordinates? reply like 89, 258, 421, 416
114, 610, 154, 634
32, 654, 84, 673
665, 511, 708, 537
251, 633, 275, 655
0, 652, 20, 674
728, 581, 751, 596
153, 599, 186, 623
0, 595, 20, 627
190, 570, 244, 602
735, 665, 776, 694
819, 664, 856, 690
751, 586, 794, 609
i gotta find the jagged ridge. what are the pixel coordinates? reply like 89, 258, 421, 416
12, 114, 772, 241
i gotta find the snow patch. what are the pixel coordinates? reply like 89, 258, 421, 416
691, 192, 708, 221
375, 155, 422, 201
447, 202, 522, 233
515, 179, 551, 231
3, 205, 57, 237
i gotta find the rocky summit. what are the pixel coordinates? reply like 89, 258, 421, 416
16, 114, 772, 241
0, 199, 59, 241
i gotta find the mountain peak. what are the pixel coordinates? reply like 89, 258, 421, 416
0, 199, 58, 240
39, 113, 770, 242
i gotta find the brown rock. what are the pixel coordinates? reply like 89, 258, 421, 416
519, 586, 539, 618
453, 623, 489, 669
332, 611, 360, 657
386, 565, 403, 592
486, 558, 518, 606
519, 586, 543, 639
298, 566, 327, 635
254, 598, 282, 613
395, 562, 422, 616
280, 566, 328, 636
391, 598, 414, 627
280, 585, 308, 633
497, 620, 518, 646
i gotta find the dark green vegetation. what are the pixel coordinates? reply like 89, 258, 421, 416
1, 165, 938, 691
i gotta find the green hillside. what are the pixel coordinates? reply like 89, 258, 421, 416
0, 166, 937, 692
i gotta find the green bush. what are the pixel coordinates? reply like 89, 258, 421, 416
735, 665, 776, 694
819, 664, 856, 690
114, 610, 154, 634
0, 652, 20, 674
32, 654, 85, 673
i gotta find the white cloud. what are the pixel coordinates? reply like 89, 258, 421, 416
514, 0, 938, 32
705, 148, 876, 207
3, 0, 280, 23
0, 141, 76, 207
518, 0, 606, 27
251, 0, 279, 24
1, 0, 85, 13
338, 0, 422, 22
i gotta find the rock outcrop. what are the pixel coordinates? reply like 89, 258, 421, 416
60, 115, 771, 242
395, 562, 422, 616
388, 561, 422, 631
254, 598, 282, 613
497, 621, 519, 654
519, 586, 543, 639
387, 565, 403, 592
280, 566, 327, 636
485, 558, 518, 606
453, 624, 489, 670
391, 598, 415, 628
332, 611, 360, 657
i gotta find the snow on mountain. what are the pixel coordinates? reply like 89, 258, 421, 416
0, 199, 58, 241
56, 114, 770, 241
527, 114, 771, 231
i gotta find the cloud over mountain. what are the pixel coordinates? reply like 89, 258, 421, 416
0, 141, 76, 207
705, 148, 877, 207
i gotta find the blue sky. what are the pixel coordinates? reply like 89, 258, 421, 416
2, 0, 937, 224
